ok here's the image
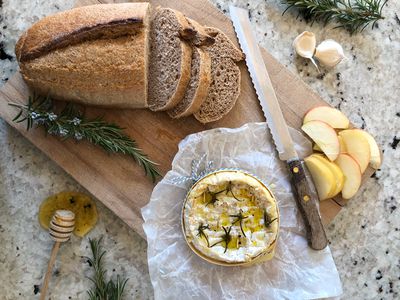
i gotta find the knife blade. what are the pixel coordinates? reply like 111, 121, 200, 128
230, 6, 328, 250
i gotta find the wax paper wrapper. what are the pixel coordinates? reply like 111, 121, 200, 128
142, 123, 342, 299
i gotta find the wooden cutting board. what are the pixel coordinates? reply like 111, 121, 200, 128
0, 0, 375, 238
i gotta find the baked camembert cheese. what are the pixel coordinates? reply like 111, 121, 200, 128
182, 170, 279, 266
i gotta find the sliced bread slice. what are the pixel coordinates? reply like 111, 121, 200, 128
168, 47, 211, 118
203, 27, 244, 61
194, 27, 244, 123
148, 8, 193, 111
185, 18, 215, 46
194, 58, 241, 123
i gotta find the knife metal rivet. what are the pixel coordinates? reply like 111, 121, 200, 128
303, 195, 310, 202
293, 167, 299, 173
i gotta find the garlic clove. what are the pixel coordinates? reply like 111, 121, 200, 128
314, 40, 345, 68
293, 31, 316, 59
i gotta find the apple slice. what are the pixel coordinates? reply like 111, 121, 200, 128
339, 129, 371, 173
303, 106, 350, 129
314, 137, 346, 154
304, 155, 336, 201
313, 143, 322, 152
302, 120, 340, 161
334, 154, 362, 199
312, 154, 344, 198
356, 130, 381, 169
338, 135, 347, 154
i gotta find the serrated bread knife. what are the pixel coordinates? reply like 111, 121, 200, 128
230, 6, 328, 250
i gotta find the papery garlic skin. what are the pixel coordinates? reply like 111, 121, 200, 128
314, 40, 345, 67
293, 31, 316, 58
293, 31, 319, 71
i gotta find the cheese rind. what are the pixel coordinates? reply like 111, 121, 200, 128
182, 170, 279, 266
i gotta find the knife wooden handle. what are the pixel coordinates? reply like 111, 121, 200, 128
287, 159, 328, 250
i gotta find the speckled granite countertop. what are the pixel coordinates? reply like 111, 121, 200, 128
0, 0, 399, 299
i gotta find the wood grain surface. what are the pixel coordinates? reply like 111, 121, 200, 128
0, 0, 375, 239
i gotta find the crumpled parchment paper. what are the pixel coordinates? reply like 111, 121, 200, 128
142, 122, 342, 300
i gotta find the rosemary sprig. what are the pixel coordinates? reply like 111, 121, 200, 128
204, 188, 225, 207
210, 226, 233, 253
263, 208, 277, 229
87, 237, 129, 300
283, 0, 387, 33
225, 181, 242, 201
230, 210, 248, 237
9, 95, 160, 182
197, 223, 210, 247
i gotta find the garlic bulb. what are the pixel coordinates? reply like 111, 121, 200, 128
293, 31, 319, 70
293, 31, 316, 58
314, 40, 345, 67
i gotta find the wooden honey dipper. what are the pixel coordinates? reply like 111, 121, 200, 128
40, 210, 75, 300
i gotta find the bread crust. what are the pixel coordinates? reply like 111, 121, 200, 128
16, 3, 150, 109
167, 16, 213, 118
194, 27, 244, 123
168, 47, 211, 118
185, 18, 215, 46
16, 3, 149, 62
153, 41, 192, 111
22, 75, 146, 109
157, 8, 193, 111
148, 8, 194, 111
168, 8, 196, 40
194, 60, 241, 123
204, 26, 245, 62
187, 48, 212, 114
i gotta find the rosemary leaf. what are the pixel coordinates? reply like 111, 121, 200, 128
282, 0, 387, 33
209, 226, 233, 253
87, 237, 129, 300
263, 209, 277, 229
225, 181, 242, 201
204, 188, 225, 207
197, 223, 210, 247
230, 210, 248, 237
9, 95, 160, 182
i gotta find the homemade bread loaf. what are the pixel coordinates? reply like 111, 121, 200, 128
148, 8, 193, 111
168, 47, 211, 118
16, 3, 151, 108
194, 27, 244, 123
15, 4, 244, 123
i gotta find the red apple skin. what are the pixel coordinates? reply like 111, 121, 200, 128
334, 154, 362, 200
301, 120, 340, 162
339, 129, 371, 174
352, 129, 382, 169
303, 106, 350, 129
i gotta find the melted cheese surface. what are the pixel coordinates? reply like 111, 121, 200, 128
183, 170, 279, 264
